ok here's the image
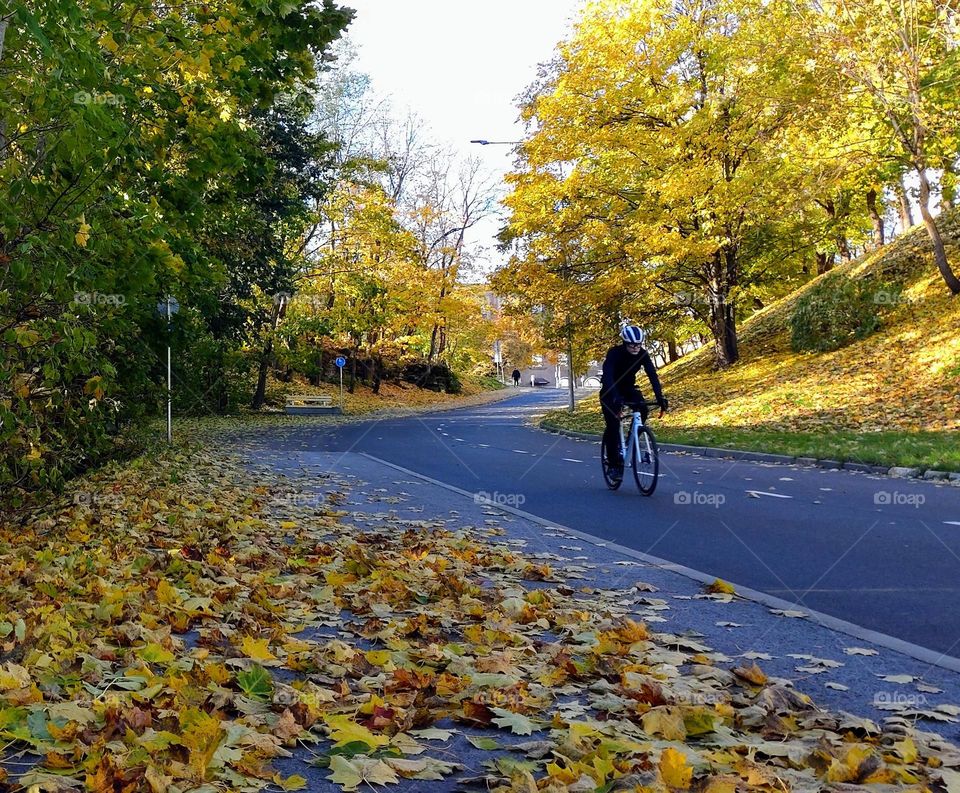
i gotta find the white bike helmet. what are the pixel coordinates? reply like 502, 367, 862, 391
620, 325, 645, 344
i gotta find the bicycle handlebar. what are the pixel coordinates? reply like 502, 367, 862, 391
620, 400, 669, 419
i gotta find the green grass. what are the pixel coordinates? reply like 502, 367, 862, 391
542, 408, 960, 471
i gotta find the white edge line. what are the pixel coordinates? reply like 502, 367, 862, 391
359, 451, 960, 675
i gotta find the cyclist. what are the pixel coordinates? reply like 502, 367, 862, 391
600, 325, 668, 483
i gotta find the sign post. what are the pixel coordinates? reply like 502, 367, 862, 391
335, 356, 347, 411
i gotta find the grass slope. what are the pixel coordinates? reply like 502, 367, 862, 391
546, 212, 960, 470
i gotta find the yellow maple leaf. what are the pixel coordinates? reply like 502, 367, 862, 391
156, 578, 181, 605
827, 744, 877, 783
324, 713, 389, 748
659, 747, 693, 789
642, 708, 687, 741
273, 773, 307, 791
179, 708, 224, 779
241, 636, 277, 662
893, 737, 918, 764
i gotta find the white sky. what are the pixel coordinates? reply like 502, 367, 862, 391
342, 0, 585, 271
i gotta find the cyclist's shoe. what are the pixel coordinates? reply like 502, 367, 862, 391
609, 464, 624, 484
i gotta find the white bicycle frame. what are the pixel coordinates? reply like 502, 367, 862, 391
618, 410, 657, 481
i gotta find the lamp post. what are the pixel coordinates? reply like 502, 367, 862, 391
156, 296, 180, 443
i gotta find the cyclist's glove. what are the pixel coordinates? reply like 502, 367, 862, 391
657, 397, 669, 411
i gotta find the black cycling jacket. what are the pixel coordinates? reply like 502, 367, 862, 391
599, 344, 664, 408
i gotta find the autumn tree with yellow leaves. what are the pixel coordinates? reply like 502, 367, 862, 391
498, 0, 960, 367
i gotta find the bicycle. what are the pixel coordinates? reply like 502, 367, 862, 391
601, 400, 663, 496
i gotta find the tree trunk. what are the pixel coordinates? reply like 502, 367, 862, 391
250, 300, 285, 410
837, 236, 852, 261
372, 355, 383, 395
917, 167, 960, 294
437, 323, 447, 359
348, 349, 357, 393
708, 297, 738, 367
427, 325, 438, 363
706, 250, 739, 367
820, 197, 851, 260
250, 339, 272, 410
865, 188, 885, 250
667, 338, 679, 363
815, 251, 833, 275
896, 176, 915, 230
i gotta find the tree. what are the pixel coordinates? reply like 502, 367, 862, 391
502, 0, 822, 366
810, 0, 960, 293
0, 0, 352, 495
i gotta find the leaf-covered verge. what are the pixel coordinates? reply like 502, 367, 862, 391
1, 380, 510, 514
260, 373, 506, 415
1, 444, 959, 792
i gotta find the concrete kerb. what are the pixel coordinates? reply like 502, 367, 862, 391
539, 420, 960, 483
360, 452, 960, 675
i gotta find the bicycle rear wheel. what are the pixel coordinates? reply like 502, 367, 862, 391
600, 436, 623, 490
632, 425, 659, 496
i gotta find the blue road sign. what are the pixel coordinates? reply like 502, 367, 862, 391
335, 356, 347, 368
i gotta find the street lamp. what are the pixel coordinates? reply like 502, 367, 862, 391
156, 296, 179, 443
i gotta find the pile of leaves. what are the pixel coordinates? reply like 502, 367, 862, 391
1, 445, 959, 791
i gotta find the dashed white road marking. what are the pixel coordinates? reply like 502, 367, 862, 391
512, 449, 530, 454
746, 490, 794, 499
477, 444, 490, 448
563, 458, 584, 463
945, 521, 960, 526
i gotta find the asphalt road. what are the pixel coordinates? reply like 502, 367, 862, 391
269, 389, 960, 658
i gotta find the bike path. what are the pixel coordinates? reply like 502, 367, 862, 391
239, 448, 960, 789
255, 389, 960, 659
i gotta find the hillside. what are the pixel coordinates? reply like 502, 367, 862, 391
545, 210, 960, 469
661, 211, 960, 434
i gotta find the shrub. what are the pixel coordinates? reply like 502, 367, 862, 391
400, 362, 461, 393
789, 275, 898, 352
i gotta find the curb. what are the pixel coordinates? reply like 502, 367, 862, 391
539, 421, 959, 483
360, 452, 960, 675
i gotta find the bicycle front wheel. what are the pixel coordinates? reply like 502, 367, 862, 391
600, 436, 623, 491
632, 425, 659, 496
